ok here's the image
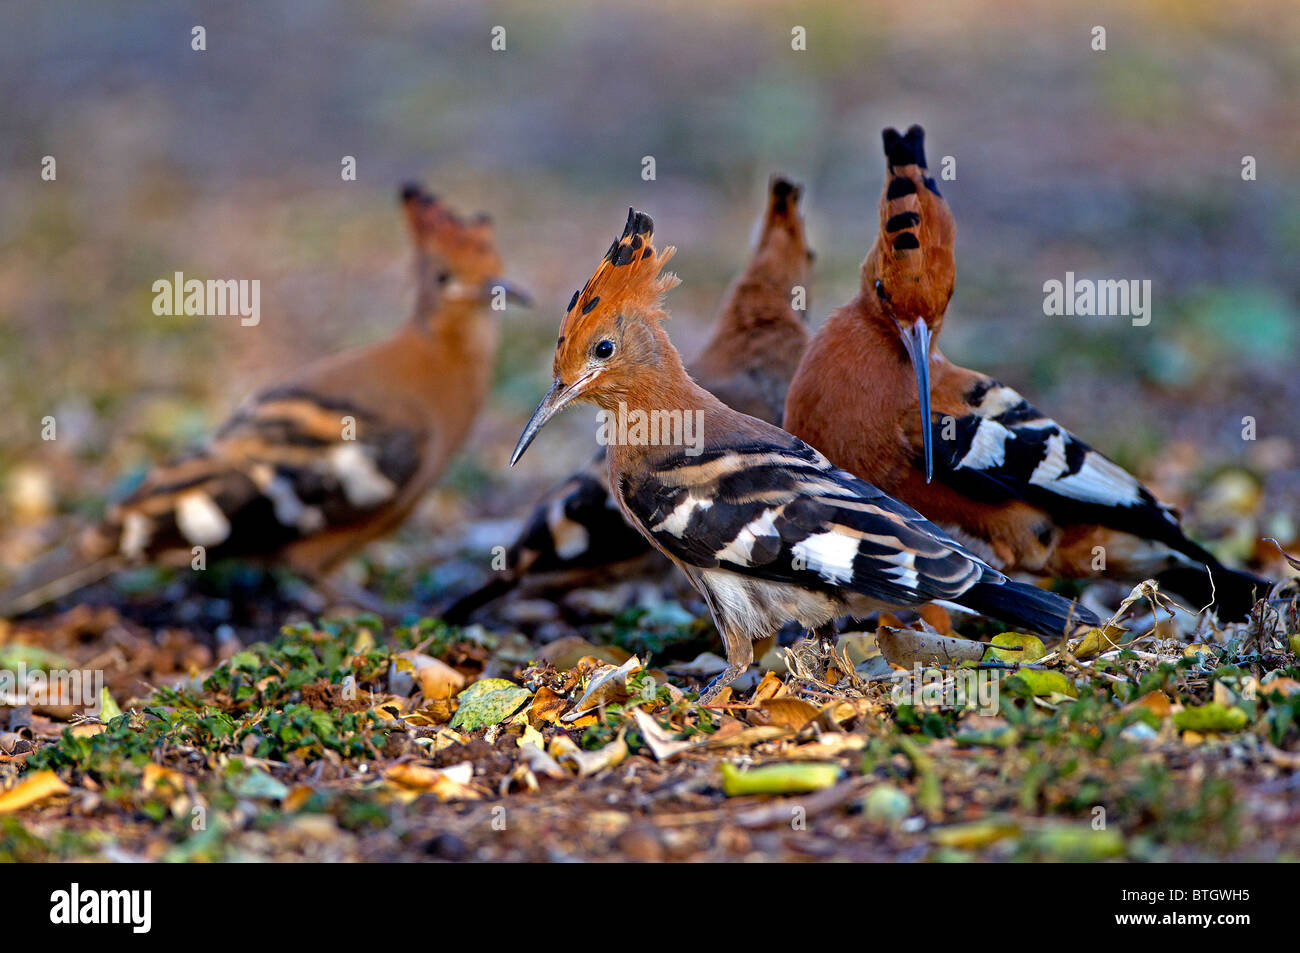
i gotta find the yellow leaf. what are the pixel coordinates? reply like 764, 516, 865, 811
0, 771, 69, 814
930, 817, 1021, 849
142, 763, 187, 795
987, 633, 1047, 663
384, 762, 479, 801
1071, 624, 1127, 659
517, 724, 546, 750
416, 657, 467, 700
284, 785, 315, 813
1126, 690, 1173, 718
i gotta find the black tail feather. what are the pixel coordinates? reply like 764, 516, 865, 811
436, 574, 520, 625
1155, 564, 1270, 622
958, 579, 1099, 639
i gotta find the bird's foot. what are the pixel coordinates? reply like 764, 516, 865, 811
808, 621, 839, 679
697, 665, 745, 705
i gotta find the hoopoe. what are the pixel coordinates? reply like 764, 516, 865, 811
509, 209, 1098, 700
783, 126, 1270, 621
0, 184, 527, 617
442, 177, 813, 621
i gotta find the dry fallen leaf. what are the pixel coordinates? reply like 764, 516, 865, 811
141, 763, 187, 796
701, 725, 791, 750
750, 671, 788, 704
417, 657, 468, 700
554, 733, 628, 777
539, 636, 632, 670
759, 696, 821, 731
384, 761, 480, 801
527, 685, 569, 726
1261, 677, 1300, 698
563, 656, 642, 722
917, 604, 952, 634
877, 629, 986, 669
1126, 690, 1174, 718
630, 708, 695, 761
518, 742, 569, 780
0, 771, 70, 814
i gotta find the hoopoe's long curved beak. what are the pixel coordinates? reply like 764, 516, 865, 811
897, 318, 934, 483
509, 371, 597, 467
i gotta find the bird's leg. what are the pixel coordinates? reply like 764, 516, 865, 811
698, 665, 745, 705
813, 620, 838, 653
698, 626, 756, 704
809, 620, 839, 678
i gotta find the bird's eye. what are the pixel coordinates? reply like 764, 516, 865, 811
875, 279, 887, 299
593, 339, 615, 360
437, 271, 451, 285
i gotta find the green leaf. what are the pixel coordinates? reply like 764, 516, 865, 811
1023, 823, 1124, 860
226, 769, 290, 801
448, 678, 531, 732
862, 784, 912, 824
1009, 669, 1075, 697
1173, 702, 1250, 733
719, 761, 841, 796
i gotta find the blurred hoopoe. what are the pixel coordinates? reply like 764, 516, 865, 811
510, 209, 1098, 700
784, 126, 1270, 621
442, 177, 813, 621
0, 184, 527, 617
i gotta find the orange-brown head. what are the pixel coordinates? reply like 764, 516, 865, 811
858, 126, 956, 482
510, 208, 682, 466
399, 182, 530, 310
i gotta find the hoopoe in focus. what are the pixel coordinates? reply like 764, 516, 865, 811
0, 184, 528, 617
442, 177, 813, 621
509, 209, 1099, 700
783, 126, 1270, 621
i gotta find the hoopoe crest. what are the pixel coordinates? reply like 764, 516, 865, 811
512, 210, 681, 462
864, 125, 956, 481
400, 183, 528, 308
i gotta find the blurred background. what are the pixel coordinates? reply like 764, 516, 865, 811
1, 0, 1298, 595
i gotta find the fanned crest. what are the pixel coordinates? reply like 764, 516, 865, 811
558, 209, 680, 344
865, 125, 956, 323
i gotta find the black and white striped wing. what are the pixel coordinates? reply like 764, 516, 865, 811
507, 449, 653, 575
618, 437, 996, 605
111, 386, 426, 560
936, 378, 1184, 541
